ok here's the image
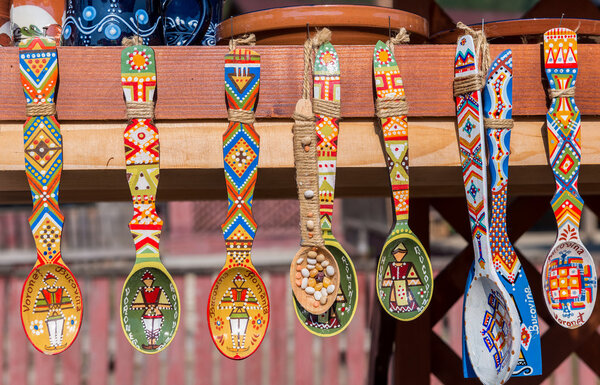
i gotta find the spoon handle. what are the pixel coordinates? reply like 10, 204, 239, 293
121, 45, 163, 263
222, 48, 261, 268
373, 41, 409, 224
543, 28, 584, 241
483, 49, 519, 282
313, 42, 340, 236
19, 37, 64, 265
453, 35, 491, 269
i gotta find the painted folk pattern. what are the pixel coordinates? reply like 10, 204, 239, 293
120, 46, 180, 354
481, 49, 542, 377
314, 42, 341, 233
222, 48, 260, 268
544, 28, 583, 243
543, 28, 597, 327
373, 41, 409, 222
456, 36, 517, 382
121, 47, 161, 261
373, 40, 432, 322
207, 48, 269, 360
19, 37, 83, 355
292, 42, 359, 336
454, 37, 488, 251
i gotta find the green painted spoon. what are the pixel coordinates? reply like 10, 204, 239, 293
373, 40, 433, 321
119, 44, 180, 354
293, 42, 358, 335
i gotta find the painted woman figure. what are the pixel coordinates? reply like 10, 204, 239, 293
382, 242, 423, 312
33, 272, 74, 350
218, 273, 261, 352
131, 270, 172, 350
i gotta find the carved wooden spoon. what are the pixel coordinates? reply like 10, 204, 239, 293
541, 27, 597, 329
454, 34, 521, 385
119, 44, 180, 354
19, 37, 83, 355
373, 40, 433, 321
293, 42, 358, 335
207, 47, 269, 360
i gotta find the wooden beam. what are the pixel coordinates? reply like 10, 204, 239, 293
3, 118, 600, 203
1, 45, 600, 121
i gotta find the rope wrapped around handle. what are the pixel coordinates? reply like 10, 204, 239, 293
292, 28, 331, 246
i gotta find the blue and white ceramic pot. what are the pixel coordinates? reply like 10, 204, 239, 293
62, 0, 163, 45
162, 0, 220, 46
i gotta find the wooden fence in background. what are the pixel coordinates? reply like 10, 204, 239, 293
0, 269, 596, 384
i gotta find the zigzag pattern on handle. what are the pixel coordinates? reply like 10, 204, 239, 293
314, 42, 341, 233
373, 41, 409, 222
222, 48, 261, 267
484, 50, 520, 282
121, 46, 162, 262
544, 28, 583, 242
19, 37, 64, 265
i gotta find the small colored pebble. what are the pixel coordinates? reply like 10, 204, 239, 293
295, 279, 302, 287
296, 258, 304, 264
308, 250, 317, 258
309, 269, 318, 278
326, 266, 335, 276
301, 277, 308, 289
308, 278, 316, 287
316, 254, 325, 263
314, 291, 322, 301
301, 268, 310, 278
315, 283, 323, 291
307, 258, 317, 265
321, 260, 330, 267
327, 284, 335, 294
305, 286, 315, 294
323, 277, 331, 287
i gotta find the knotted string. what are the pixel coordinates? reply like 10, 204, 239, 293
386, 27, 410, 56
26, 103, 56, 117
229, 33, 256, 51
549, 87, 576, 99
292, 28, 332, 246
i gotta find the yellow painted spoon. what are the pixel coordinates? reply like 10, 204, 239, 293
207, 47, 269, 360
19, 36, 83, 355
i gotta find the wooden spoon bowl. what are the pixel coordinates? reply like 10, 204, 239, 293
120, 265, 180, 354
291, 246, 339, 315
542, 240, 597, 329
464, 268, 518, 385
207, 265, 269, 360
21, 263, 82, 355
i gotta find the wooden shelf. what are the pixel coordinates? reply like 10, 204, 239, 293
2, 44, 600, 203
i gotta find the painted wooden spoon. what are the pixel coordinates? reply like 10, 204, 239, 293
290, 100, 340, 314
207, 47, 269, 360
19, 37, 83, 355
454, 35, 521, 385
463, 49, 542, 378
542, 27, 597, 329
293, 42, 358, 335
119, 44, 180, 354
373, 40, 433, 321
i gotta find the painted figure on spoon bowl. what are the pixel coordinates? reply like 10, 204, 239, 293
373, 40, 433, 321
119, 44, 180, 354
208, 47, 269, 360
19, 37, 83, 355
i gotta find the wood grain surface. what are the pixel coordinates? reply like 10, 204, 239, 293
2, 118, 600, 202
1, 44, 599, 121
